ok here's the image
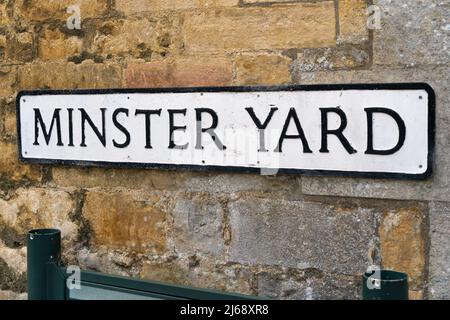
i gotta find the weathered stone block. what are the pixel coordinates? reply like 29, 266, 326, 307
243, 0, 296, 3
228, 198, 380, 274
116, 0, 239, 14
183, 3, 336, 53
6, 32, 34, 63
338, 0, 368, 44
0, 142, 42, 183
0, 245, 27, 274
52, 168, 300, 195
18, 61, 122, 90
52, 167, 186, 190
125, 57, 232, 87
379, 208, 425, 289
1, 104, 16, 141
0, 66, 16, 100
0, 188, 77, 242
235, 53, 292, 85
0, 290, 27, 300
90, 16, 182, 60
0, 2, 9, 27
429, 202, 450, 299
141, 259, 190, 285
170, 194, 225, 256
181, 172, 299, 194
409, 290, 424, 300
188, 262, 253, 295
140, 258, 253, 295
257, 269, 360, 300
13, 0, 108, 22
76, 248, 141, 276
373, 0, 450, 66
38, 26, 83, 61
0, 254, 26, 293
294, 46, 370, 74
0, 35, 6, 61
83, 191, 168, 253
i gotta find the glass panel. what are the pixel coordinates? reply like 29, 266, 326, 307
69, 282, 163, 300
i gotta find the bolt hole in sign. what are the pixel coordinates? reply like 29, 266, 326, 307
17, 83, 435, 179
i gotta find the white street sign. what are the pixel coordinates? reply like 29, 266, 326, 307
17, 84, 435, 179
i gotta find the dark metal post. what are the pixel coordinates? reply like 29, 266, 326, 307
27, 229, 61, 300
362, 269, 409, 300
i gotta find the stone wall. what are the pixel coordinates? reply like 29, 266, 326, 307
0, 0, 449, 300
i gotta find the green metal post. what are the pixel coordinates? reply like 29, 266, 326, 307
27, 229, 61, 300
362, 270, 409, 300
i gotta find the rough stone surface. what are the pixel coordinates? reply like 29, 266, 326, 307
235, 53, 292, 85
90, 16, 182, 61
257, 269, 361, 300
243, 0, 295, 3
0, 142, 42, 183
429, 202, 450, 299
0, 188, 77, 243
0, 244, 27, 275
0, 2, 9, 27
0, 290, 27, 300
0, 255, 27, 293
295, 46, 370, 73
0, 66, 16, 100
75, 248, 144, 276
116, 0, 239, 14
38, 26, 83, 61
183, 3, 336, 53
170, 194, 225, 257
228, 198, 380, 274
51, 167, 186, 190
13, 0, 108, 22
5, 31, 35, 63
1, 103, 17, 141
180, 173, 299, 194
379, 208, 426, 289
409, 290, 424, 300
140, 258, 254, 295
83, 191, 168, 253
338, 0, 369, 44
373, 0, 450, 66
18, 62, 123, 90
125, 57, 233, 87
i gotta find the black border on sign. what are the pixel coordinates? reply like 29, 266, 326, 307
16, 83, 435, 180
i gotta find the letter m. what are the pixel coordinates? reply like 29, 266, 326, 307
33, 108, 64, 146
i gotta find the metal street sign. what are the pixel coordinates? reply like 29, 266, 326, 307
17, 83, 435, 179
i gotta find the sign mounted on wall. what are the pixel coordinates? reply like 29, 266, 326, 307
16, 83, 435, 179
